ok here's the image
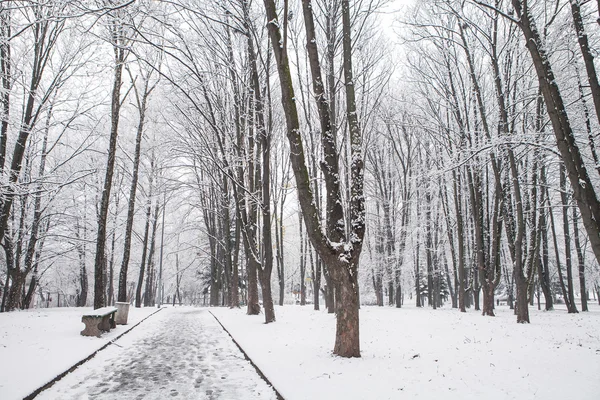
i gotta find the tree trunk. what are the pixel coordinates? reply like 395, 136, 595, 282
144, 202, 159, 307
259, 103, 275, 323
332, 259, 360, 358
573, 206, 588, 311
76, 214, 88, 307
549, 187, 572, 311
118, 79, 150, 303
560, 165, 579, 313
276, 203, 287, 307
135, 192, 152, 308
0, 9, 10, 174
231, 215, 240, 308
538, 169, 553, 311
93, 33, 125, 309
515, 270, 529, 323
311, 248, 321, 311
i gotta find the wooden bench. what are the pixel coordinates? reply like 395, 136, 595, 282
81, 307, 118, 337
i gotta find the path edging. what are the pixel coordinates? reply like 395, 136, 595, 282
209, 310, 285, 400
24, 306, 164, 400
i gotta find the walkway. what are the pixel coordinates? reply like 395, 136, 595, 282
37, 308, 278, 400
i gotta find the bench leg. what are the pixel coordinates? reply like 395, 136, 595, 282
98, 315, 112, 332
81, 316, 103, 337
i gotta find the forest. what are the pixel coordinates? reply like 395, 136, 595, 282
0, 0, 599, 359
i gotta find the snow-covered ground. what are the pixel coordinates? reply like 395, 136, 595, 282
37, 308, 278, 400
0, 305, 159, 399
211, 304, 600, 400
2, 303, 598, 400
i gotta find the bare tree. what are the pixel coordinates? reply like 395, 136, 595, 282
93, 4, 132, 309
117, 60, 159, 303
263, 0, 366, 357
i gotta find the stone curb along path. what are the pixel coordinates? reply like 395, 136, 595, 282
208, 310, 285, 400
24, 307, 165, 400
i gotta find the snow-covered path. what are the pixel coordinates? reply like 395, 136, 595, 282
37, 307, 278, 400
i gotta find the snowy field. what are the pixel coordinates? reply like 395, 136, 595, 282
1, 304, 598, 400
0, 306, 159, 399
211, 304, 600, 400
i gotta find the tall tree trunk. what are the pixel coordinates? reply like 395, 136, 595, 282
94, 26, 126, 309
1, 237, 14, 311
548, 185, 572, 312
538, 167, 553, 310
560, 165, 579, 313
425, 185, 434, 308
573, 206, 588, 311
258, 100, 275, 323
135, 170, 153, 308
299, 210, 307, 305
118, 79, 151, 303
276, 201, 286, 306
311, 245, 321, 311
144, 201, 159, 307
231, 214, 240, 309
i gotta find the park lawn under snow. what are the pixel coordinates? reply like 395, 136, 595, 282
0, 305, 159, 399
211, 304, 600, 400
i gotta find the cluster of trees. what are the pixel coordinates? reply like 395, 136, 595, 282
1, 0, 599, 359
373, 0, 600, 325
0, 0, 185, 313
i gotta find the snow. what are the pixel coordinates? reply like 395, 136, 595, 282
3, 304, 599, 400
211, 304, 600, 400
0, 306, 158, 399
36, 308, 277, 400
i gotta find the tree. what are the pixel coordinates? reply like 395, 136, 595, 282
93, 3, 132, 309
117, 60, 159, 303
263, 0, 366, 357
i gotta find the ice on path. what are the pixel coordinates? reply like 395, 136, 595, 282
38, 308, 278, 400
